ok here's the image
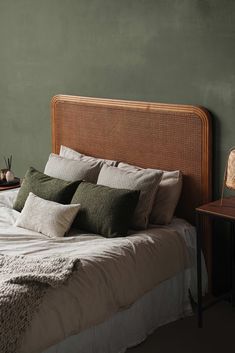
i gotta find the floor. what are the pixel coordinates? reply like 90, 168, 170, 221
127, 301, 235, 353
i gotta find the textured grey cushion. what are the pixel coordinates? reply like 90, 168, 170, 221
60, 145, 117, 167
97, 163, 163, 230
15, 193, 80, 238
150, 170, 182, 225
44, 153, 102, 183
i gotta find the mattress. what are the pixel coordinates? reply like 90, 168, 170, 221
0, 189, 207, 353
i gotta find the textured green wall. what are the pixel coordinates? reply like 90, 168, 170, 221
0, 0, 235, 198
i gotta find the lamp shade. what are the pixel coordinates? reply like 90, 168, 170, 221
225, 148, 235, 189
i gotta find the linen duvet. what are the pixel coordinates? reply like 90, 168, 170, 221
0, 189, 192, 353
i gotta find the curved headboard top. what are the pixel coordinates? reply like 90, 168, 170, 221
52, 94, 212, 226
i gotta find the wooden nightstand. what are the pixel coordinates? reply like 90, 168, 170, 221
196, 197, 235, 327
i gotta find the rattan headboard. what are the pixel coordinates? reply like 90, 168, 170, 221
51, 94, 212, 276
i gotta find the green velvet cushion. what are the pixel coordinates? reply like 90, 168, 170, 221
71, 181, 140, 237
13, 167, 81, 212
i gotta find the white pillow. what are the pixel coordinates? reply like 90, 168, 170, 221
150, 170, 182, 225
15, 192, 80, 238
60, 145, 117, 167
97, 163, 163, 230
44, 153, 102, 183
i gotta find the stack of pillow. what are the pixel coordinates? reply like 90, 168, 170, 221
14, 146, 182, 239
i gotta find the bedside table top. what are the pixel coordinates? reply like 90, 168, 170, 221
196, 197, 235, 221
0, 177, 21, 191
0, 184, 20, 192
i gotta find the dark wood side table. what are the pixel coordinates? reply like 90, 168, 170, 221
0, 178, 21, 192
0, 184, 20, 192
196, 197, 235, 328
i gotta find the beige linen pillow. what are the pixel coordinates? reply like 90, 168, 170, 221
60, 145, 117, 167
15, 192, 80, 238
97, 163, 163, 229
44, 153, 102, 183
150, 170, 182, 225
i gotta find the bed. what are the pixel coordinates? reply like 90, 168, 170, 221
0, 95, 212, 353
51, 94, 212, 276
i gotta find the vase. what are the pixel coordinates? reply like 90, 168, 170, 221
6, 170, 15, 182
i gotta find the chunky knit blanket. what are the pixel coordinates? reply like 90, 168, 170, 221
0, 254, 80, 353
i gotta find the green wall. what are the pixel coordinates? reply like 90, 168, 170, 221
0, 0, 235, 198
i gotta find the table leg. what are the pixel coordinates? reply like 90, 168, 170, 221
231, 222, 235, 306
196, 212, 203, 327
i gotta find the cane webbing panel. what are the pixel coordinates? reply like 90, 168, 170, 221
51, 95, 212, 279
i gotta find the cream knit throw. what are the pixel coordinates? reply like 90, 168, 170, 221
0, 254, 80, 353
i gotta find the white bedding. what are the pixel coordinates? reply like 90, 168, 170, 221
0, 189, 207, 353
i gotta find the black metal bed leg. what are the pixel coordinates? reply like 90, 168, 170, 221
231, 222, 235, 306
196, 212, 203, 327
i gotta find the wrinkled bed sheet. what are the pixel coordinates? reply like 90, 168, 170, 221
0, 190, 192, 353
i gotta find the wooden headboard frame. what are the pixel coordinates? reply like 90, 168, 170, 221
52, 95, 212, 282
